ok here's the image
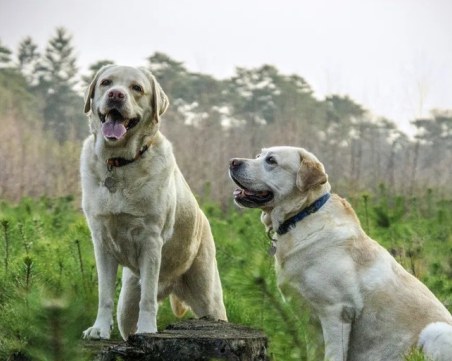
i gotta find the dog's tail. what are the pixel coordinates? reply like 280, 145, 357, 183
418, 322, 452, 361
170, 294, 190, 318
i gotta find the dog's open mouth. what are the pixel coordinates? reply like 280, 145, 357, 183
231, 176, 274, 207
99, 109, 140, 141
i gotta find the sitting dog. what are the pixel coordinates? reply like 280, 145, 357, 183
81, 65, 227, 340
229, 145, 452, 361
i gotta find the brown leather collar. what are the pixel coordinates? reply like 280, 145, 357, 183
106, 140, 153, 171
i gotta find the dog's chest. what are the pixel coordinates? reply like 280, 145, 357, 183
84, 177, 146, 262
274, 235, 341, 305
98, 212, 152, 271
87, 164, 158, 216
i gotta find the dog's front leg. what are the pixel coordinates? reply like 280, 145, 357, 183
136, 236, 163, 334
83, 244, 119, 339
319, 305, 353, 361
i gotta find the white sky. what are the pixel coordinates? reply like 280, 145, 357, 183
1, 0, 452, 135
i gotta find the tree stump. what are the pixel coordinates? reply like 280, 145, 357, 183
89, 318, 269, 361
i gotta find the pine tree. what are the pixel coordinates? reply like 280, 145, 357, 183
17, 37, 40, 86
0, 40, 13, 68
37, 27, 77, 89
35, 28, 85, 142
147, 52, 191, 100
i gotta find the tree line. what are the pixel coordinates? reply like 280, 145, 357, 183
0, 28, 451, 203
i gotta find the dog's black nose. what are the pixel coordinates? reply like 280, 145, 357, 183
108, 89, 126, 101
230, 158, 243, 170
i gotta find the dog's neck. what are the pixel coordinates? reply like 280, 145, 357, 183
262, 182, 331, 235
276, 193, 331, 235
106, 136, 155, 170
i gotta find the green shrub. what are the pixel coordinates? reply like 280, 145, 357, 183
0, 191, 450, 360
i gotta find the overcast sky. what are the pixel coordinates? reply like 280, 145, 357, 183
1, 0, 451, 135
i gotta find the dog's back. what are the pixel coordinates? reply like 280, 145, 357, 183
335, 195, 452, 361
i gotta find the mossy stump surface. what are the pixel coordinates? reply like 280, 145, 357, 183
86, 318, 269, 361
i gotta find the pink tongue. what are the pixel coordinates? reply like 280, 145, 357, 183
102, 119, 127, 139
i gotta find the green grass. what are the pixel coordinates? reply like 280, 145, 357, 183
0, 189, 451, 360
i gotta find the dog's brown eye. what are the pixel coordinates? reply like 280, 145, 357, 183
100, 79, 111, 86
132, 84, 143, 93
266, 156, 277, 165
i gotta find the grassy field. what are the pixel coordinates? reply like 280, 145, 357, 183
0, 188, 451, 360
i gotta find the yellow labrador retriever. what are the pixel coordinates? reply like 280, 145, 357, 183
81, 65, 227, 340
229, 146, 452, 361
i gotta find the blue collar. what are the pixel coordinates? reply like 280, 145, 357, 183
276, 193, 331, 236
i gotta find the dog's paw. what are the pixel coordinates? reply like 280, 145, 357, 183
136, 325, 157, 334
83, 326, 111, 340
136, 311, 158, 334
136, 321, 157, 334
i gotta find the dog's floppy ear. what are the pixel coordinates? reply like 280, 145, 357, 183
296, 156, 328, 192
150, 76, 169, 123
139, 67, 169, 123
83, 64, 115, 114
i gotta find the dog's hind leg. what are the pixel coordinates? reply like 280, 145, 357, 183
173, 217, 227, 321
117, 267, 140, 340
174, 262, 227, 321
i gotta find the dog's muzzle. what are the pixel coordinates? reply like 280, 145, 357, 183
98, 107, 140, 141
229, 159, 274, 208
